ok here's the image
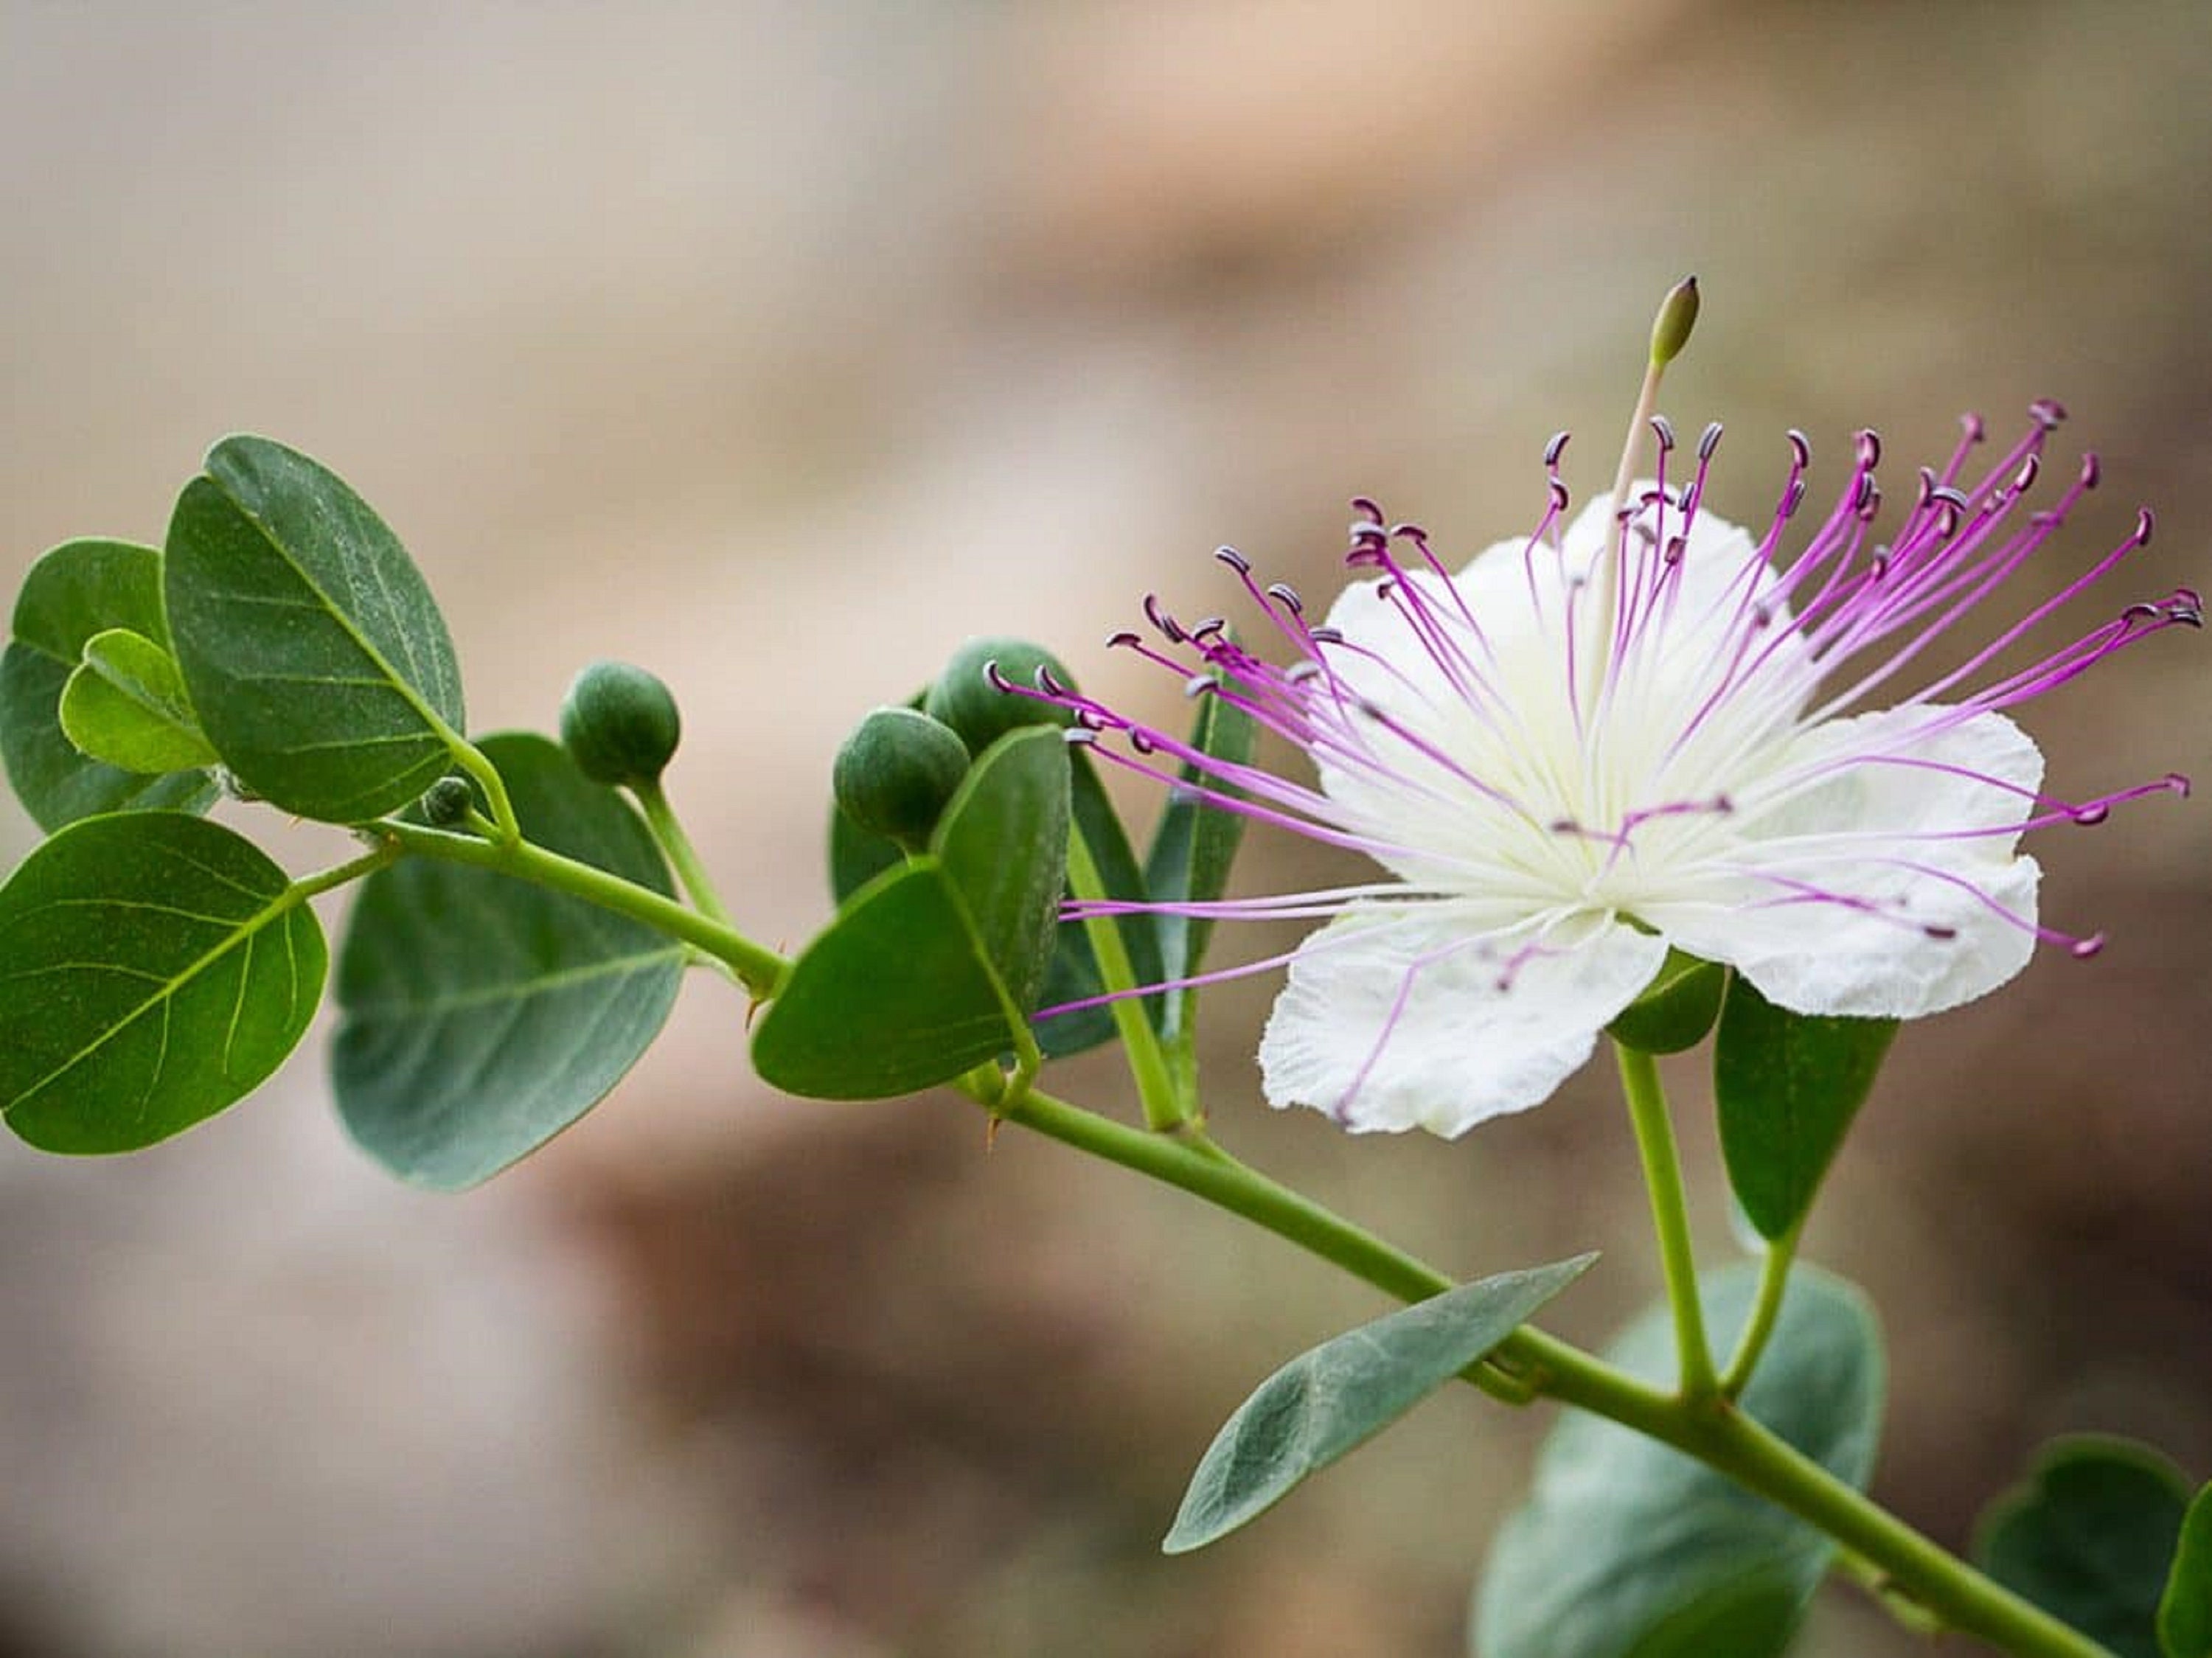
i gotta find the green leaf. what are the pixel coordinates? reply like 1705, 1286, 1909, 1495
1714, 977, 1896, 1241
929, 725, 1071, 1019
2161, 1483, 2212, 1658
765, 726, 1071, 1100
1143, 685, 1256, 1043
164, 435, 467, 822
59, 627, 220, 774
830, 801, 905, 902
1609, 950, 1727, 1055
1476, 1263, 1885, 1658
1033, 747, 1164, 1060
753, 858, 1019, 1098
1, 538, 220, 829
1973, 1436, 2193, 1658
331, 733, 685, 1190
0, 812, 325, 1152
1164, 1254, 1596, 1555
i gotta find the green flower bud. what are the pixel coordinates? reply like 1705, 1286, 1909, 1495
419, 775, 476, 827
833, 706, 972, 851
1649, 274, 1701, 367
923, 636, 1076, 756
559, 660, 682, 788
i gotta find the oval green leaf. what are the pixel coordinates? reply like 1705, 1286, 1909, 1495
1163, 1253, 1597, 1555
1714, 976, 1897, 1241
753, 857, 1020, 1098
929, 724, 1071, 1019
164, 435, 467, 822
59, 627, 219, 774
0, 538, 220, 828
1972, 1436, 2194, 1658
0, 812, 325, 1152
2161, 1482, 2212, 1658
332, 733, 685, 1189
1476, 1262, 1885, 1658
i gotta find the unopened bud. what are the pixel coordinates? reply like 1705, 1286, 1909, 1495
1649, 275, 1701, 368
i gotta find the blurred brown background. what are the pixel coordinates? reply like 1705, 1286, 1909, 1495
3, 3, 2209, 1654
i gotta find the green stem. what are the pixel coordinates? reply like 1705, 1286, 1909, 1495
1615, 1041, 1719, 1401
378, 818, 785, 997
353, 812, 2099, 1654
447, 738, 521, 844
1063, 827, 1185, 1132
632, 779, 736, 927
1719, 1219, 1802, 1398
980, 1080, 2112, 1658
291, 839, 402, 902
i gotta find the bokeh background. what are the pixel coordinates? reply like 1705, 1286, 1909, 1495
4, 4, 2209, 1654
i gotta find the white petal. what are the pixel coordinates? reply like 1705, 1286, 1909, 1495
1257, 907, 1669, 1137
1644, 707, 2045, 1017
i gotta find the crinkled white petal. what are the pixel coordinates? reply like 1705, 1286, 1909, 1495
1641, 706, 2045, 1017
1258, 907, 1669, 1137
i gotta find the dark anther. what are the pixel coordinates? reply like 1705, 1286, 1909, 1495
1548, 479, 1571, 512
2133, 506, 2154, 546
2028, 397, 2068, 431
1266, 582, 1303, 613
1958, 411, 1986, 444
983, 659, 1015, 693
1914, 467, 1938, 508
1183, 673, 1218, 698
2014, 453, 2040, 492
1106, 630, 1141, 649
1750, 603, 1773, 629
2080, 453, 2103, 490
1711, 793, 1735, 814
2069, 933, 2106, 960
1698, 421, 1724, 461
2166, 772, 2193, 797
1214, 546, 1251, 574
1130, 730, 1155, 755
1191, 614, 1227, 641
1856, 481, 1883, 523
1869, 550, 1891, 579
2070, 802, 2111, 826
1781, 477, 1807, 519
1787, 429, 1812, 470
1855, 428, 1882, 470
1354, 697, 1386, 721
1286, 661, 1323, 684
1034, 665, 1067, 695
1544, 431, 1572, 467
1649, 414, 1676, 452
1308, 626, 1344, 645
1143, 593, 1186, 641
1922, 924, 1959, 941
1663, 534, 1687, 565
1349, 496, 1385, 524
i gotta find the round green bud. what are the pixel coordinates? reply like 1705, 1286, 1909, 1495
420, 776, 476, 827
559, 660, 682, 788
833, 706, 973, 850
922, 635, 1076, 756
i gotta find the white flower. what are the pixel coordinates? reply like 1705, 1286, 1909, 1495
1029, 411, 2195, 1136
